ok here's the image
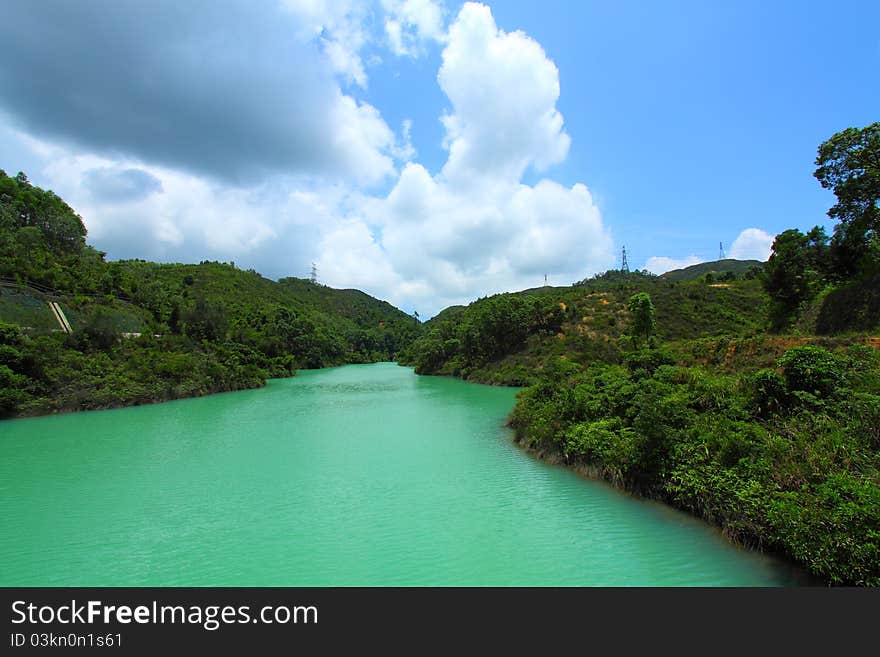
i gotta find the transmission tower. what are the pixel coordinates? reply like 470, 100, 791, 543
621, 245, 630, 273
719, 242, 726, 259
310, 262, 318, 285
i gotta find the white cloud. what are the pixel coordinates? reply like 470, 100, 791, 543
281, 0, 370, 87
317, 219, 404, 292
383, 0, 446, 56
309, 2, 615, 314
729, 228, 774, 261
3, 2, 615, 318
390, 119, 417, 162
643, 255, 704, 275
319, 168, 613, 315
329, 91, 398, 183
438, 2, 570, 183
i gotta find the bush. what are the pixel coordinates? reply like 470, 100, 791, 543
81, 308, 119, 351
777, 345, 843, 397
564, 418, 639, 480
624, 348, 676, 376
749, 368, 788, 417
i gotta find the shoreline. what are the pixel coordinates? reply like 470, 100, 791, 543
5, 359, 407, 420
7, 378, 269, 420
507, 424, 821, 586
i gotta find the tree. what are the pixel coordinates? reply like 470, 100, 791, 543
762, 227, 829, 329
777, 345, 843, 398
82, 308, 119, 351
627, 292, 655, 344
814, 122, 880, 279
183, 297, 227, 342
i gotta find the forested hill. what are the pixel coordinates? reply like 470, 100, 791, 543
0, 169, 417, 417
400, 271, 772, 385
660, 258, 763, 282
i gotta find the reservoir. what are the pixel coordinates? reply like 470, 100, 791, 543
0, 363, 807, 585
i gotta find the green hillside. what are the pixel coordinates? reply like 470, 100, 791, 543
660, 258, 763, 282
0, 170, 416, 417
401, 274, 770, 385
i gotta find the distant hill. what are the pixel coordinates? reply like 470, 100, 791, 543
660, 259, 763, 282
277, 276, 412, 330
400, 274, 771, 385
429, 304, 466, 323
0, 169, 419, 417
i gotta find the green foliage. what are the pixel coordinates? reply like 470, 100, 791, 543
401, 273, 768, 385
768, 473, 880, 586
510, 343, 880, 585
183, 296, 227, 342
814, 273, 880, 334
0, 172, 420, 417
756, 125, 880, 335
659, 259, 764, 283
627, 292, 655, 343
0, 170, 105, 293
81, 307, 120, 351
749, 368, 788, 417
762, 227, 830, 329
777, 345, 843, 397
574, 269, 657, 285
814, 122, 880, 280
401, 293, 564, 377
623, 348, 675, 376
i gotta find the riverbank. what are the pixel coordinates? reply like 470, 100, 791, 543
510, 432, 804, 570
1, 312, 408, 419
506, 349, 880, 586
11, 377, 269, 418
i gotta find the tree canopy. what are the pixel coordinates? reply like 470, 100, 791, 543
627, 292, 655, 343
762, 227, 829, 328
814, 122, 880, 279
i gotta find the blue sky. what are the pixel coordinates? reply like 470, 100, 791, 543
1, 1, 877, 315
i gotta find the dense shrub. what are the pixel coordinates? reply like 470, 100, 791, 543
777, 345, 843, 397
510, 343, 880, 585
749, 368, 788, 417
623, 348, 676, 376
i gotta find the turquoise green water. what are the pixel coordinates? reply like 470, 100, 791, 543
0, 363, 807, 586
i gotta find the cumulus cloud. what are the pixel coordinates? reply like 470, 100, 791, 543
281, 0, 371, 87
438, 2, 570, 183
383, 0, 446, 56
729, 228, 774, 261
643, 255, 704, 275
326, 164, 611, 313
0, 0, 397, 185
313, 3, 614, 314
82, 167, 163, 203
2, 1, 615, 317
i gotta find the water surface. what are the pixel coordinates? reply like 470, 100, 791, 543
0, 363, 807, 585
